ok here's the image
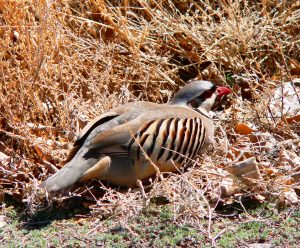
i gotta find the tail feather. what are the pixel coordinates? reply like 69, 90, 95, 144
41, 158, 95, 192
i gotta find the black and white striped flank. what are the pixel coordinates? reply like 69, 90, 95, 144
128, 117, 207, 165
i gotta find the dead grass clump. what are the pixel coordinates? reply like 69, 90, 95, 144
1, 0, 300, 235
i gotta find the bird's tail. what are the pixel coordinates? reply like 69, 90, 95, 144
41, 155, 111, 192
41, 157, 95, 192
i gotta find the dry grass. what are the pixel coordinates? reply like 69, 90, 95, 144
1, 0, 300, 242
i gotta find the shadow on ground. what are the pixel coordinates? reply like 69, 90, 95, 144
3, 194, 92, 230
215, 195, 263, 217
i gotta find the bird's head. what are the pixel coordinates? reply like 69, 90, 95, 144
168, 80, 231, 115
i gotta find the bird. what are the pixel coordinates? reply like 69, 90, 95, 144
42, 80, 231, 191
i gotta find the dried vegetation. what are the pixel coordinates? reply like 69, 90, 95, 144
1, 0, 300, 241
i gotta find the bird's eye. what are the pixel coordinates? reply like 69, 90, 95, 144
188, 98, 200, 108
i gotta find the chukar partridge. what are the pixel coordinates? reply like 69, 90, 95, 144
42, 80, 230, 191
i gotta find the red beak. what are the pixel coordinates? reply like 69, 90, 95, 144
216, 86, 231, 98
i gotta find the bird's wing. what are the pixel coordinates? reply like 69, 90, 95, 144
81, 104, 211, 158
63, 101, 159, 164
62, 111, 119, 164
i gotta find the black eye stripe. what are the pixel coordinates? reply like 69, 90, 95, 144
211, 85, 217, 92
188, 85, 217, 108
191, 88, 215, 102
200, 90, 214, 99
